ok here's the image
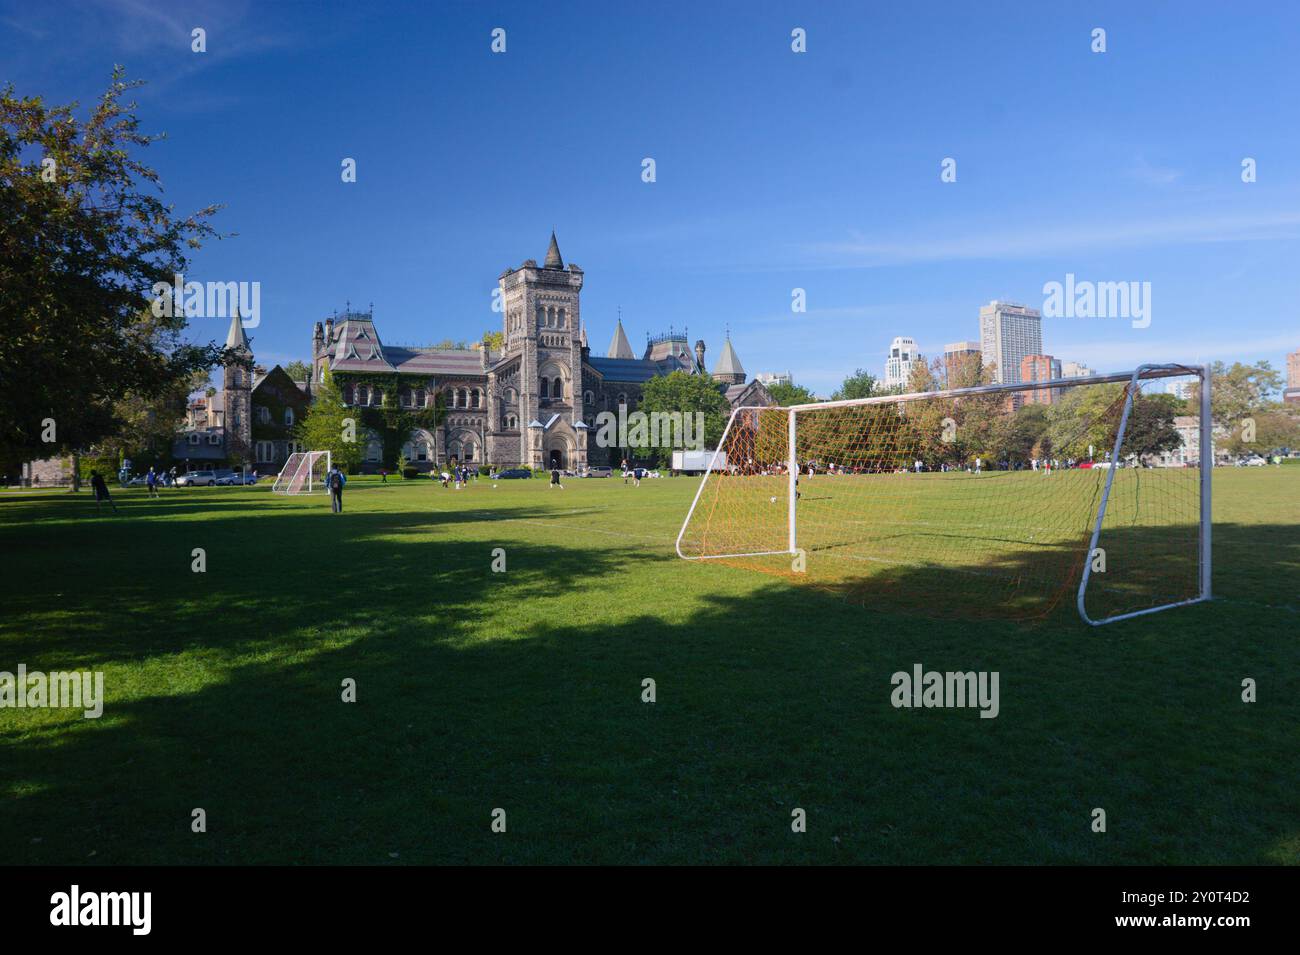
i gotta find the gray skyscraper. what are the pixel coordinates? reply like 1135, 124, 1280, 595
979, 301, 1043, 385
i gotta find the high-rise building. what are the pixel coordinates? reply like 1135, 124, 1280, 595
1166, 379, 1195, 401
884, 336, 920, 390
942, 341, 982, 388
1019, 354, 1062, 405
1060, 360, 1095, 379
1286, 347, 1300, 405
979, 301, 1043, 384
756, 371, 793, 389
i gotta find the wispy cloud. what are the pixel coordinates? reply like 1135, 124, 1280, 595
1127, 155, 1183, 187
801, 208, 1300, 268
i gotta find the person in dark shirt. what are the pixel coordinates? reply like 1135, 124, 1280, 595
89, 470, 117, 514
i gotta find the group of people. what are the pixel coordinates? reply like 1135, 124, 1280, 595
438, 465, 476, 489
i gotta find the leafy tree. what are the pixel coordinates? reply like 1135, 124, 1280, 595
1123, 391, 1184, 460
296, 367, 362, 472
480, 330, 505, 351
765, 380, 816, 406
0, 70, 230, 485
634, 371, 729, 466
283, 360, 312, 382
832, 368, 877, 401
906, 356, 937, 393
1197, 361, 1283, 433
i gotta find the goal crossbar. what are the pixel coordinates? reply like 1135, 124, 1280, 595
677, 363, 1212, 627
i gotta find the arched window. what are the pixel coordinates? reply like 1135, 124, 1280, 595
415, 388, 425, 407
372, 388, 383, 406
357, 385, 369, 405
284, 407, 294, 426
457, 389, 467, 408
618, 392, 627, 407
540, 378, 549, 398
342, 383, 354, 404
471, 389, 480, 408
584, 390, 594, 407
553, 377, 564, 400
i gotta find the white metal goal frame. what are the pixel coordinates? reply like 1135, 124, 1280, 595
272, 450, 332, 494
675, 363, 1212, 627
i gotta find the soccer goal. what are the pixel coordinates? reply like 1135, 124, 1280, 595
677, 364, 1212, 625
272, 450, 332, 494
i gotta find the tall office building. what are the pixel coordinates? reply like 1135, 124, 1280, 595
1019, 354, 1062, 405
979, 301, 1043, 384
1060, 360, 1095, 379
884, 336, 920, 390
942, 341, 982, 388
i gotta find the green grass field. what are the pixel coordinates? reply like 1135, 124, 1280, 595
2, 466, 1297, 864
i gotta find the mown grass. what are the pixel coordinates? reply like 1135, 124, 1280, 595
1, 465, 1296, 864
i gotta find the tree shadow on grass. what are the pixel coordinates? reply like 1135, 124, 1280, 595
0, 494, 1296, 865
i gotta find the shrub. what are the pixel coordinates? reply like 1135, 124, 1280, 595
402, 467, 418, 480
478, 466, 491, 476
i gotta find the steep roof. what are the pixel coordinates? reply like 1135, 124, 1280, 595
607, 320, 635, 359
327, 314, 397, 372
544, 231, 564, 270
713, 336, 745, 378
225, 310, 250, 352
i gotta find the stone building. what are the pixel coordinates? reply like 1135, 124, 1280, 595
311, 233, 773, 471
174, 311, 312, 473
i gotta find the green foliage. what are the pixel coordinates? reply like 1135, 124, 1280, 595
636, 371, 729, 466
765, 381, 816, 407
329, 371, 446, 468
1201, 360, 1283, 432
832, 368, 877, 401
283, 361, 312, 382
0, 70, 230, 467
296, 367, 363, 472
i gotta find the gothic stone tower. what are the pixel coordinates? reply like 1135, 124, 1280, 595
223, 310, 254, 465
493, 232, 587, 470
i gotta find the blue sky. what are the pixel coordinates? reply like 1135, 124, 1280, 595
4, 0, 1299, 394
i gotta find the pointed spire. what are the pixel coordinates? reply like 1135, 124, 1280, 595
544, 230, 564, 269
607, 317, 635, 359
713, 334, 745, 382
225, 308, 250, 352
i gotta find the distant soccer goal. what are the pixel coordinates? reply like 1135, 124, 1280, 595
272, 451, 331, 494
676, 364, 1212, 625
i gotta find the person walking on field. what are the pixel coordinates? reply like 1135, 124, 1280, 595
327, 464, 346, 513
146, 466, 160, 498
89, 470, 117, 514
549, 467, 564, 490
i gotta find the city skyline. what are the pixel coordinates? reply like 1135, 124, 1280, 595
2, 1, 1298, 394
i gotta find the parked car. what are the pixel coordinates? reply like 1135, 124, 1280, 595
177, 470, 217, 487
1237, 456, 1267, 467
494, 468, 531, 480
586, 466, 613, 478
243, 473, 259, 485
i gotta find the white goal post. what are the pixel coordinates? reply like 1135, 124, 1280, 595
677, 364, 1212, 626
272, 450, 332, 494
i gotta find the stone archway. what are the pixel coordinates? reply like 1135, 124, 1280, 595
543, 433, 573, 471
